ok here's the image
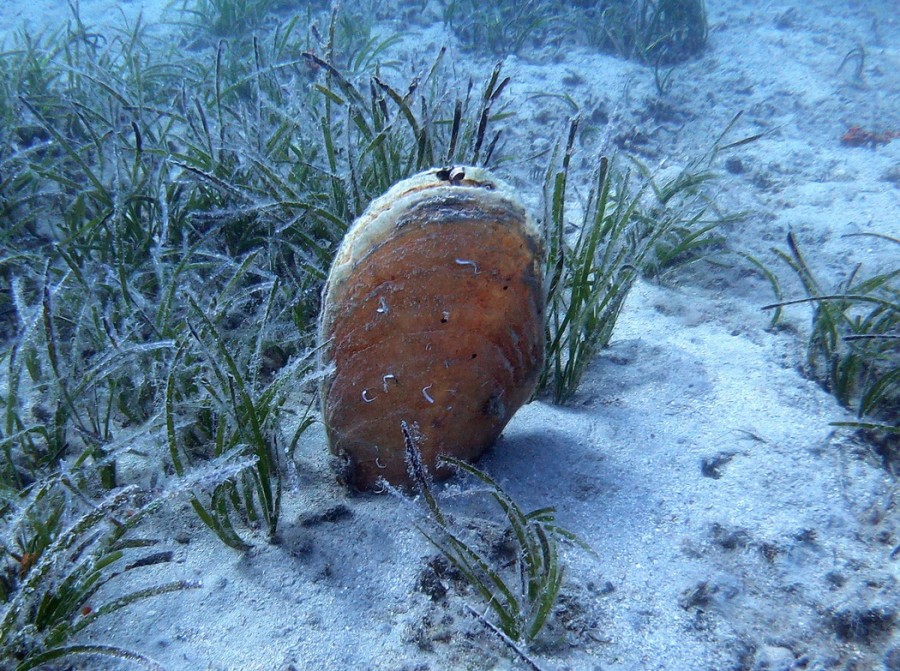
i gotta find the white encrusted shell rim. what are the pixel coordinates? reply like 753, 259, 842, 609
325, 166, 539, 290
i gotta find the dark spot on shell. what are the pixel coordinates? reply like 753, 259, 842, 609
482, 394, 505, 419
436, 166, 466, 184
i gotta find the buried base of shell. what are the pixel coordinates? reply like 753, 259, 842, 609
318, 166, 545, 491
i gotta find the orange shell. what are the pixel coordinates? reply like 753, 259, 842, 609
318, 167, 545, 491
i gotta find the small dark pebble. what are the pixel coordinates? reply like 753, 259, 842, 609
725, 157, 745, 174
831, 606, 896, 642
679, 581, 718, 610
758, 542, 781, 562
882, 166, 900, 186
701, 452, 735, 479
774, 7, 799, 29
417, 556, 458, 602
562, 72, 585, 87
298, 504, 352, 527
824, 570, 847, 588
417, 567, 448, 602
589, 106, 609, 126
711, 523, 751, 550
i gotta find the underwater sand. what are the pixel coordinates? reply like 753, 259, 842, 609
2, 0, 897, 669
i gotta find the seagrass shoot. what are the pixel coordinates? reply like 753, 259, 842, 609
762, 232, 899, 452
402, 421, 591, 650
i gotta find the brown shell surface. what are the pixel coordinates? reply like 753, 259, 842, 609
319, 168, 545, 491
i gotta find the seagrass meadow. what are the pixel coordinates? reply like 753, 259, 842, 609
0, 0, 897, 669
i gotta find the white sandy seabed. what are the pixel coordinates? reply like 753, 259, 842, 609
2, 0, 898, 670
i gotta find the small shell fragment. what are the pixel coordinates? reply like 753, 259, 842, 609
318, 167, 545, 491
